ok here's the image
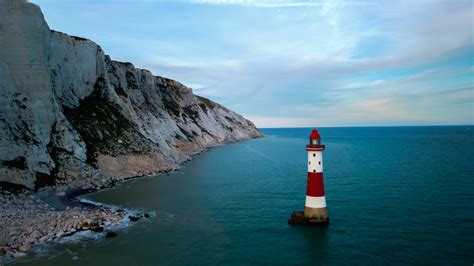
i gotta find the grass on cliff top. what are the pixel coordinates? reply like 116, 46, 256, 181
196, 95, 216, 109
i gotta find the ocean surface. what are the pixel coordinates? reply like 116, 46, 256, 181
14, 126, 474, 265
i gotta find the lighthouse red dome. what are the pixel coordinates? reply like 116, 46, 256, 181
309, 129, 320, 139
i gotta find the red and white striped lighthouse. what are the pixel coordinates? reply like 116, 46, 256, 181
288, 128, 329, 225
304, 129, 328, 222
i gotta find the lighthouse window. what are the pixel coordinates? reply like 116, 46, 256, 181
313, 170, 316, 173
319, 161, 321, 165
308, 161, 311, 165
313, 153, 316, 157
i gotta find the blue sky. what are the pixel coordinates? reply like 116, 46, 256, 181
31, 0, 473, 127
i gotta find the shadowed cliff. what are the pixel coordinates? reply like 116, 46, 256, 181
0, 0, 262, 190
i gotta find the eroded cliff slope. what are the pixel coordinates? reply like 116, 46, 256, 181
0, 0, 262, 190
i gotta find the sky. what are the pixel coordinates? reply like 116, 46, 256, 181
31, 0, 473, 127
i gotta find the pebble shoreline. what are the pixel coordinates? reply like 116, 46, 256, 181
0, 152, 204, 263
0, 189, 141, 262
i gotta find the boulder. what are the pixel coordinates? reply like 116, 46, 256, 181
19, 243, 32, 251
105, 231, 117, 238
81, 221, 91, 230
90, 225, 104, 232
13, 252, 27, 258
128, 215, 139, 222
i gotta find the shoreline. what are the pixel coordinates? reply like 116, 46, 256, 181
0, 171, 168, 262
0, 137, 262, 262
0, 169, 175, 262
0, 189, 126, 261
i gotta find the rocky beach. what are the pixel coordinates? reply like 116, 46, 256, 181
0, 189, 128, 259
0, 155, 201, 263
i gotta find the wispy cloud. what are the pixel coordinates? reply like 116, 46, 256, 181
188, 0, 360, 8
32, 0, 474, 127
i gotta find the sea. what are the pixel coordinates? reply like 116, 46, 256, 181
12, 126, 474, 265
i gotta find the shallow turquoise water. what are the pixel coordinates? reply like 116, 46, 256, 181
15, 126, 474, 265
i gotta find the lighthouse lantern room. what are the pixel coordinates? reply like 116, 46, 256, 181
288, 128, 329, 226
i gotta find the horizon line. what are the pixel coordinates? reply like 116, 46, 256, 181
257, 124, 474, 129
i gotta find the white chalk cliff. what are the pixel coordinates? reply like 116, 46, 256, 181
0, 0, 262, 190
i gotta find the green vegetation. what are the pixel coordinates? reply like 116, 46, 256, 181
126, 70, 139, 90
196, 95, 216, 109
162, 97, 181, 117
63, 77, 155, 166
183, 106, 199, 120
113, 84, 128, 98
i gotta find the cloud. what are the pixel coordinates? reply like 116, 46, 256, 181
188, 0, 360, 8
31, 0, 474, 127
245, 115, 318, 128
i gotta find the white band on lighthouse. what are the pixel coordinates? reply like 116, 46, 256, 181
308, 151, 323, 173
305, 196, 327, 208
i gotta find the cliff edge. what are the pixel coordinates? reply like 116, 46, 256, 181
0, 0, 262, 190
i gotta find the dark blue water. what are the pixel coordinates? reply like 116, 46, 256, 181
17, 126, 474, 265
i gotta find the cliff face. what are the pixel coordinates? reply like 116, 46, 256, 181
0, 0, 262, 190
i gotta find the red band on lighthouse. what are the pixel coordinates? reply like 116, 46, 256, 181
306, 172, 325, 197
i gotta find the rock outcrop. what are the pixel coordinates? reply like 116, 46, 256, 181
0, 0, 262, 190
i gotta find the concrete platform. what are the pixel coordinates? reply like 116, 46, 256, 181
288, 211, 329, 226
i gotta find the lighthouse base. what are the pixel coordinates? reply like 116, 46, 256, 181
288, 211, 329, 226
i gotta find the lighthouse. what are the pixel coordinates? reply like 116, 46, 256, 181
288, 129, 329, 225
